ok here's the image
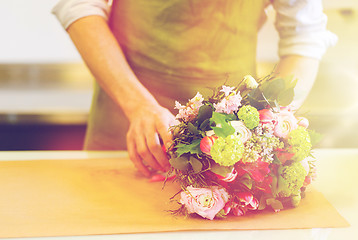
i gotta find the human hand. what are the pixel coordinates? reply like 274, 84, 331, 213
126, 103, 176, 177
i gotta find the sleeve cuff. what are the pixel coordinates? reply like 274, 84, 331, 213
52, 0, 110, 30
278, 30, 338, 60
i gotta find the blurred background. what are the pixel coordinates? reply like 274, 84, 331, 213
0, 0, 357, 150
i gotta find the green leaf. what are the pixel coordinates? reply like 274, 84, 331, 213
199, 118, 210, 131
248, 88, 270, 110
271, 175, 279, 197
272, 153, 282, 165
215, 209, 228, 218
271, 200, 284, 211
248, 76, 297, 110
261, 78, 285, 99
188, 122, 200, 135
258, 195, 267, 210
210, 112, 226, 125
225, 113, 238, 121
189, 156, 203, 173
265, 198, 284, 211
210, 112, 235, 138
266, 198, 276, 206
197, 104, 213, 125
175, 139, 202, 157
308, 129, 323, 147
240, 173, 253, 189
285, 76, 298, 89
277, 175, 287, 194
210, 163, 233, 177
278, 87, 294, 106
169, 156, 190, 171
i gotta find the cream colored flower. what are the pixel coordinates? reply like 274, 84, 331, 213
243, 75, 258, 89
230, 120, 252, 143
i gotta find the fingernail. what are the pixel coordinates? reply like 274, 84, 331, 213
149, 174, 166, 182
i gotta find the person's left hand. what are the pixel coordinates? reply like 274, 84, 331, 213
126, 103, 176, 177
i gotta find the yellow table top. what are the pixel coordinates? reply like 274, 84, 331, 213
0, 148, 357, 240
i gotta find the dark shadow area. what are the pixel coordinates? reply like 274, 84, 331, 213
0, 124, 87, 150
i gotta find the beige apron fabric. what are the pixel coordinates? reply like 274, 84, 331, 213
84, 0, 267, 150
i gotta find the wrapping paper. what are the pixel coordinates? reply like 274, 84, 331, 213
0, 158, 349, 238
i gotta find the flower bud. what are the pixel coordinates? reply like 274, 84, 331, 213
216, 168, 238, 182
247, 197, 259, 210
243, 75, 259, 89
232, 204, 246, 216
237, 192, 259, 210
297, 117, 309, 128
237, 192, 253, 203
200, 136, 217, 155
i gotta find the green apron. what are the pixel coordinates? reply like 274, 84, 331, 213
84, 0, 268, 150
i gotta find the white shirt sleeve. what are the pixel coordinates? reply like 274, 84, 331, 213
52, 0, 110, 30
273, 0, 338, 60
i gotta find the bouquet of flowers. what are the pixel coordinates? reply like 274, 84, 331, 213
166, 75, 320, 220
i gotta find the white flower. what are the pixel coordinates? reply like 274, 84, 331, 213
174, 92, 204, 121
191, 92, 204, 108
220, 86, 235, 96
175, 101, 185, 110
206, 130, 215, 136
230, 120, 252, 143
243, 75, 259, 89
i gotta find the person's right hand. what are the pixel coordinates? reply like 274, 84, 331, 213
126, 103, 177, 177
65, 15, 177, 177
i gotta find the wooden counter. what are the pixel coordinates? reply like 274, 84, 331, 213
0, 149, 356, 240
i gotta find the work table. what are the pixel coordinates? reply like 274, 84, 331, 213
0, 148, 357, 240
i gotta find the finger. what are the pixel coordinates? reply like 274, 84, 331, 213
127, 134, 151, 177
146, 131, 170, 170
156, 121, 173, 150
136, 134, 165, 172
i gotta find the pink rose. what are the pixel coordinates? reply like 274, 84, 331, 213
273, 109, 298, 138
297, 116, 309, 128
200, 136, 217, 155
259, 109, 276, 123
258, 109, 277, 132
180, 186, 229, 220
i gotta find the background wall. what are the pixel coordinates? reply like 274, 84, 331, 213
0, 0, 357, 149
0, 0, 81, 63
0, 0, 357, 63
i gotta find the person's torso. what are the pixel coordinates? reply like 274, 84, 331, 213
109, 0, 267, 100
